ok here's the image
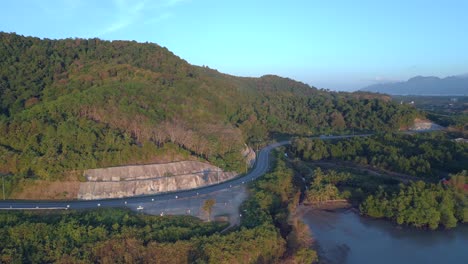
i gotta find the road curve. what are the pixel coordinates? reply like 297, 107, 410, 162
0, 135, 371, 210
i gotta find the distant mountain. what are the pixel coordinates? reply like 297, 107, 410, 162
360, 75, 468, 95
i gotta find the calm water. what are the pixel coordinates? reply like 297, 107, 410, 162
302, 208, 468, 264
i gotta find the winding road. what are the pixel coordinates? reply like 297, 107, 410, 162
0, 134, 371, 210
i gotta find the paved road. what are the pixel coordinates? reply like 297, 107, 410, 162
0, 134, 372, 210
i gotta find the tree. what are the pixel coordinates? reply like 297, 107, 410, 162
202, 199, 216, 221
330, 111, 345, 129
293, 248, 318, 264
360, 181, 466, 229
306, 168, 341, 204
448, 171, 467, 191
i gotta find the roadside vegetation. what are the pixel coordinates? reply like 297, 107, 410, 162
231, 152, 319, 263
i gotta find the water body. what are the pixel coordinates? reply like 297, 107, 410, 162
302, 208, 468, 264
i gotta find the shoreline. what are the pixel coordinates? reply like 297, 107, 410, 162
294, 202, 353, 264
295, 201, 353, 218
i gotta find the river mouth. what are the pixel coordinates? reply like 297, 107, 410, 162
301, 208, 468, 264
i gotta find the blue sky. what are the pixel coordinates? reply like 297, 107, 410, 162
2, 0, 468, 90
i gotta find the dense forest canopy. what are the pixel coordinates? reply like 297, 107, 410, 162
291, 133, 468, 178
0, 32, 418, 187
360, 180, 467, 230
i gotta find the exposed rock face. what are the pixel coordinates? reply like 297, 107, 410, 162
78, 161, 238, 200
242, 145, 256, 168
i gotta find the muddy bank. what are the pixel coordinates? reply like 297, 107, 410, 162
295, 202, 352, 217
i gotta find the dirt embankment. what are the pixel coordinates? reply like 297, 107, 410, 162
9, 161, 235, 201
10, 147, 255, 200
11, 159, 245, 201
10, 173, 81, 200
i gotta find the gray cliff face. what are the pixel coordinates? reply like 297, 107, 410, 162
78, 161, 239, 200
242, 145, 257, 168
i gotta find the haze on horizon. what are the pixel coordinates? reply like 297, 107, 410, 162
2, 0, 467, 91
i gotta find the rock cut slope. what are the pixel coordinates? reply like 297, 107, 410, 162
78, 161, 238, 200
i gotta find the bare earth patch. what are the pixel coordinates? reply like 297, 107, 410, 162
409, 118, 445, 131
11, 180, 80, 200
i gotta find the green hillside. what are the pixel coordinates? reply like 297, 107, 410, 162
0, 32, 418, 190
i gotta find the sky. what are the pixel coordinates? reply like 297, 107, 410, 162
2, 0, 468, 91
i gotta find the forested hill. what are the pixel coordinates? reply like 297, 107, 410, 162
0, 32, 418, 183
